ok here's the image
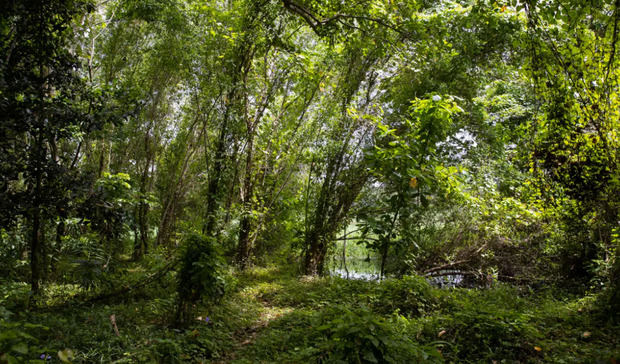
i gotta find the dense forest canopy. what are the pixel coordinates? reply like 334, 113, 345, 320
0, 0, 619, 362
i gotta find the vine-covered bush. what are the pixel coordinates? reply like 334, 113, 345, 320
175, 233, 226, 325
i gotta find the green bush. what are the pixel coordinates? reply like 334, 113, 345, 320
0, 321, 49, 364
247, 305, 442, 363
56, 232, 118, 291
446, 307, 540, 361
0, 283, 30, 319
425, 286, 543, 362
0, 228, 29, 281
314, 306, 442, 363
175, 233, 226, 325
147, 338, 183, 364
373, 275, 435, 316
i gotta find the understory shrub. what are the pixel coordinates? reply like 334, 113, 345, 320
422, 286, 543, 362
314, 306, 442, 363
175, 233, 226, 325
373, 275, 435, 316
248, 305, 442, 363
446, 307, 541, 361
0, 321, 49, 363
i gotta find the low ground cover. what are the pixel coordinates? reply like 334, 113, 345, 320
1, 264, 618, 363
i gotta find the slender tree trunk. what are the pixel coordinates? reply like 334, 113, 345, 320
156, 102, 213, 247
203, 109, 230, 237
133, 149, 151, 259
139, 201, 149, 255
380, 210, 399, 279
237, 129, 255, 269
303, 162, 368, 275
203, 85, 241, 237
203, 32, 256, 236
96, 139, 109, 179
157, 195, 176, 247
343, 227, 349, 279
51, 218, 64, 274
30, 207, 42, 295
380, 243, 389, 279
132, 204, 140, 260
30, 128, 45, 295
610, 258, 620, 321
224, 141, 240, 224
303, 164, 333, 275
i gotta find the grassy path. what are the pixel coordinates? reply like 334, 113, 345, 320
207, 266, 300, 363
215, 294, 293, 363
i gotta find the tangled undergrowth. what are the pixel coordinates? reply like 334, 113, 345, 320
1, 264, 618, 363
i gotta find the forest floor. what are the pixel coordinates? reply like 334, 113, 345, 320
2, 264, 619, 363
208, 266, 620, 363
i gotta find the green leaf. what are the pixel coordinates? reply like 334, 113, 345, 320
58, 349, 75, 363
362, 350, 379, 363
10, 342, 28, 354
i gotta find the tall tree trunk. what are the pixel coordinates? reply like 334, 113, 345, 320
303, 154, 368, 275
157, 195, 176, 247
96, 139, 110, 179
609, 258, 620, 321
303, 162, 334, 275
30, 206, 42, 295
380, 243, 389, 280
139, 199, 149, 254
132, 204, 140, 260
237, 129, 255, 268
133, 144, 151, 260
51, 138, 64, 275
224, 141, 241, 224
342, 227, 349, 279
202, 105, 231, 237
156, 100, 214, 247
30, 130, 45, 295
304, 227, 329, 275
380, 210, 399, 279
203, 26, 256, 236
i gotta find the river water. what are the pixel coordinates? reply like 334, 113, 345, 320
329, 258, 466, 288
328, 240, 467, 287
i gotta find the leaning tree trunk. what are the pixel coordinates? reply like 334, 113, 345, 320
156, 103, 212, 247
303, 156, 369, 275
156, 195, 177, 247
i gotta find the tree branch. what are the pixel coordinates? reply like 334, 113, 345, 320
281, 0, 405, 37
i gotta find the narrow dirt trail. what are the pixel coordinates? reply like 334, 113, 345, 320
213, 270, 296, 363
